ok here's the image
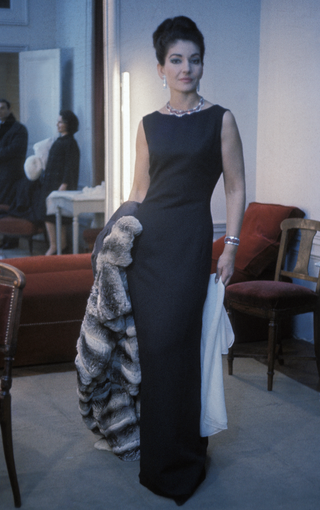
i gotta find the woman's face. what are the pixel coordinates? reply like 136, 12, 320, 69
158, 39, 203, 94
57, 115, 68, 136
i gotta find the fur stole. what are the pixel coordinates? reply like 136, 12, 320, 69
75, 216, 142, 461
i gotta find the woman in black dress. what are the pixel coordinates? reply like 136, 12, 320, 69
39, 110, 80, 255
124, 17, 246, 505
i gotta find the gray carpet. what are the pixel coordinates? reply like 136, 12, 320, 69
1, 358, 319, 510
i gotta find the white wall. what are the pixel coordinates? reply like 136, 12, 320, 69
119, 0, 261, 221
256, 0, 320, 220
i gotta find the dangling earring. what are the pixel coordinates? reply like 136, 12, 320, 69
197, 82, 200, 92
163, 75, 167, 89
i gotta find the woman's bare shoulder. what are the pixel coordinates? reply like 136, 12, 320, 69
221, 109, 240, 138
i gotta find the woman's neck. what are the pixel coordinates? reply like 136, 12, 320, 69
168, 91, 201, 111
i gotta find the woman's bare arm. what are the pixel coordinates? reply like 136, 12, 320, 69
128, 120, 150, 203
216, 110, 246, 286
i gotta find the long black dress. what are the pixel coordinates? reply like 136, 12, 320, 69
36, 134, 80, 223
126, 104, 227, 503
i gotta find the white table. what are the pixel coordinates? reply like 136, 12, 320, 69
46, 190, 105, 254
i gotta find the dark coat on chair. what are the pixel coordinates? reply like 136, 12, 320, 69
0, 113, 28, 206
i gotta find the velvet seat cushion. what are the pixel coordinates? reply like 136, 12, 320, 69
0, 216, 43, 235
211, 202, 305, 278
226, 280, 318, 310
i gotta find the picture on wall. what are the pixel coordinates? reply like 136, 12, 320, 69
0, 0, 28, 25
0, 1, 11, 9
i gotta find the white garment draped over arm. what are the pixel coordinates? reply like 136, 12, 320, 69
200, 274, 234, 437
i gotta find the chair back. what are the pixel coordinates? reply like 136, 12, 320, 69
0, 263, 26, 361
0, 262, 25, 508
275, 218, 320, 294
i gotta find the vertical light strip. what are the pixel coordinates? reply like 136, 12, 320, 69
112, 67, 121, 208
121, 71, 131, 201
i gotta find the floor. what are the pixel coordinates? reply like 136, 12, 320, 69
233, 337, 320, 393
1, 355, 319, 510
0, 234, 48, 260
0, 227, 88, 260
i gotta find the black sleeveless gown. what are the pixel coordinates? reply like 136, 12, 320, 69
127, 105, 227, 504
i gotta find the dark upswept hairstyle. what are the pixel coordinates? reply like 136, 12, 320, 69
60, 109, 79, 135
152, 16, 205, 66
0, 99, 11, 109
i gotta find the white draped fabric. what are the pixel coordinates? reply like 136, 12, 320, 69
200, 274, 234, 437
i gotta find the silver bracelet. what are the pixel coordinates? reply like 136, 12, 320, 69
224, 235, 240, 246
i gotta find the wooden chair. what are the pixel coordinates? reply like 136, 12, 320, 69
82, 227, 102, 252
0, 217, 45, 255
226, 218, 320, 391
0, 262, 26, 507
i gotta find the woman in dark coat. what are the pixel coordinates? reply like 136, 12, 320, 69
0, 99, 28, 206
38, 110, 80, 255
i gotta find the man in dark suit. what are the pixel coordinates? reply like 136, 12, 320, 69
0, 99, 28, 248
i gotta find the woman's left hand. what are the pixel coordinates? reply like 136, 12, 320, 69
58, 183, 68, 191
215, 246, 237, 286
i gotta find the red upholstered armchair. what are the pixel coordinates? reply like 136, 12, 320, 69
211, 202, 305, 342
211, 202, 305, 284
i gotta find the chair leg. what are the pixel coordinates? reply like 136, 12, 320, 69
276, 320, 284, 365
28, 236, 33, 255
228, 345, 234, 375
277, 343, 284, 365
267, 316, 278, 391
0, 394, 21, 507
313, 309, 320, 377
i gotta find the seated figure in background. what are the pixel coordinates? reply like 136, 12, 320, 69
35, 110, 80, 256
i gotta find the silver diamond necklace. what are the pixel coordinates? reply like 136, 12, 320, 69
166, 96, 204, 117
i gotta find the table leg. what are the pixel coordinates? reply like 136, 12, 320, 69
56, 208, 62, 255
73, 215, 79, 254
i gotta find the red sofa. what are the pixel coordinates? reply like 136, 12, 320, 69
2, 254, 94, 367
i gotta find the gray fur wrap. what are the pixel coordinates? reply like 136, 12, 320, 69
75, 216, 142, 461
